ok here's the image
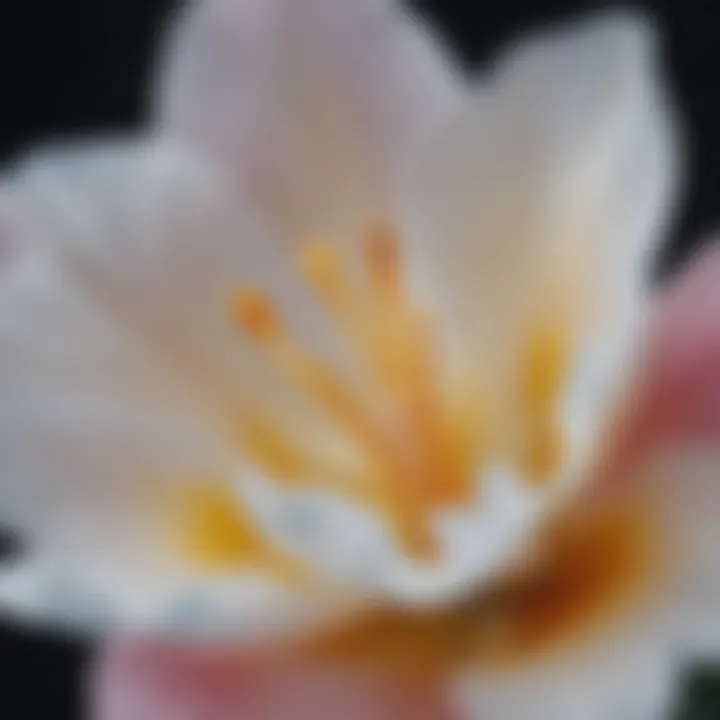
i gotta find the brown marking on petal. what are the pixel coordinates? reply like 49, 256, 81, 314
475, 500, 656, 665
297, 500, 658, 675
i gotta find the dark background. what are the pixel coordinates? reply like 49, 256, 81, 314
0, 0, 719, 717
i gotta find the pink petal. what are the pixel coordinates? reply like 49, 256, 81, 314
648, 242, 720, 439
602, 241, 720, 478
91, 638, 454, 720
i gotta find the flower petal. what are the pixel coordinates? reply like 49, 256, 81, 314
0, 139, 351, 635
156, 0, 462, 242
0, 138, 575, 621
594, 242, 720, 482
406, 12, 677, 336
639, 243, 720, 446
636, 451, 720, 661
403, 11, 680, 490
92, 639, 452, 720
451, 449, 720, 720
452, 636, 679, 720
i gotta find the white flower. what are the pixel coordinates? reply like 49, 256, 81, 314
0, 0, 715, 717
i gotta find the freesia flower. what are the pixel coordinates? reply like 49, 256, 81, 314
0, 0, 715, 717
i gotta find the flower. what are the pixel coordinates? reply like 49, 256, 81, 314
0, 0, 714, 716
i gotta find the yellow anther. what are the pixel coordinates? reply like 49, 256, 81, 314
520, 320, 568, 409
518, 317, 570, 482
299, 242, 344, 299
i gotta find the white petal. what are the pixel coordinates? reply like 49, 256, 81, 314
156, 0, 462, 241
452, 635, 679, 720
0, 139, 353, 635
0, 138, 548, 621
237, 463, 542, 604
635, 450, 720, 661
403, 11, 679, 487
406, 12, 677, 335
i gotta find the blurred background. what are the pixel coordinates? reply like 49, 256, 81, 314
0, 0, 718, 717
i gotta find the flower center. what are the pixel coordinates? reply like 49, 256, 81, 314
181, 228, 572, 570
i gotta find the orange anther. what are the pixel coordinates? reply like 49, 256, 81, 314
366, 227, 401, 294
232, 288, 280, 340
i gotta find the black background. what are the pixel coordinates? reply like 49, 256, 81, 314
0, 0, 719, 717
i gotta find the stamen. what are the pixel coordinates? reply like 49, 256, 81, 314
521, 320, 568, 408
366, 226, 401, 297
362, 229, 477, 504
239, 418, 311, 479
299, 241, 350, 315
230, 286, 441, 558
223, 227, 571, 568
238, 415, 370, 490
231, 288, 280, 341
518, 319, 569, 482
